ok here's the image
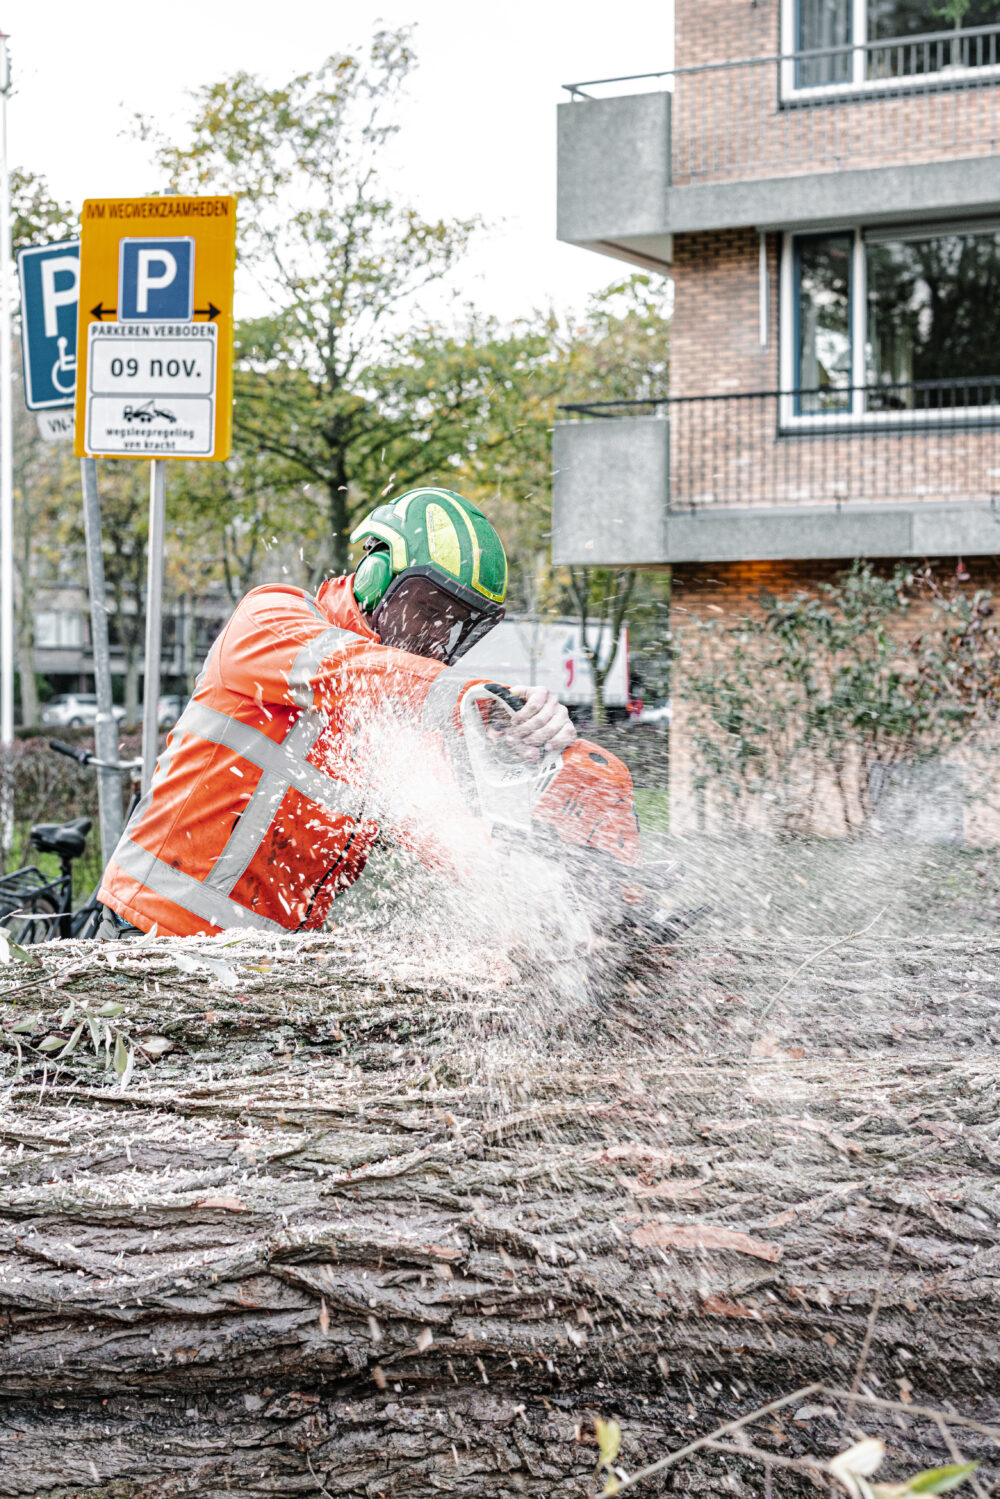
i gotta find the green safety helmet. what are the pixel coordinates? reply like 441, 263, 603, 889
350, 487, 507, 664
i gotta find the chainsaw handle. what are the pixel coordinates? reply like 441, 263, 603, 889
483, 683, 526, 715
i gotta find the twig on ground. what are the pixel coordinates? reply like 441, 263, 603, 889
934, 1412, 990, 1499
846, 1208, 907, 1425
704, 1438, 832, 1486
614, 1383, 1000, 1496
820, 1389, 1000, 1442
609, 1382, 825, 1492
305, 1453, 335, 1499
755, 906, 887, 1036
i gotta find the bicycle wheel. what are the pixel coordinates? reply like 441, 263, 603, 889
70, 895, 103, 940
0, 893, 61, 946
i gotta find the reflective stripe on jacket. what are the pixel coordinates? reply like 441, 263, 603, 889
98, 574, 482, 938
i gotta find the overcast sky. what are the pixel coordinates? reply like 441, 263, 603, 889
5, 0, 673, 326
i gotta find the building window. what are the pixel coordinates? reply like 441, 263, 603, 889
34, 610, 88, 650
789, 0, 1000, 91
784, 221, 1000, 419
795, 232, 853, 411
867, 225, 1000, 408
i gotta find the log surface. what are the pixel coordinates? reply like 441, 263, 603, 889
1, 928, 998, 1497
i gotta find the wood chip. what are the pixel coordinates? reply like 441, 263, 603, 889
630, 1222, 782, 1262
700, 1294, 758, 1318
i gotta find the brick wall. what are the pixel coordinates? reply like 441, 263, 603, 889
670, 228, 780, 397
667, 557, 1000, 843
668, 227, 1000, 508
670, 0, 1000, 185
675, 0, 778, 69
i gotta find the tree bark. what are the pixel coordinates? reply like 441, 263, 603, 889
123, 648, 141, 730
326, 466, 351, 581
14, 616, 37, 731
1, 929, 998, 1497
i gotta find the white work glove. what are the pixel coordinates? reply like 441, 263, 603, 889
506, 685, 577, 762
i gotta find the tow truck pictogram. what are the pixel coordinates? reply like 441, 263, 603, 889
122, 400, 178, 425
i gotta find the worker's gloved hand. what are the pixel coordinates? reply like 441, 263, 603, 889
506, 685, 577, 762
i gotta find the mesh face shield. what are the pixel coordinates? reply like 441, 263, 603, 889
372, 566, 504, 665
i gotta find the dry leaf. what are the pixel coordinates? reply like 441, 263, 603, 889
830, 1438, 886, 1499
585, 1144, 683, 1169
700, 1294, 756, 1318
595, 1417, 621, 1466
138, 1036, 173, 1058
631, 1222, 781, 1262
627, 1178, 706, 1201
193, 1195, 248, 1212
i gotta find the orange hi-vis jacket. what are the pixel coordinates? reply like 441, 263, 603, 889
98, 575, 491, 939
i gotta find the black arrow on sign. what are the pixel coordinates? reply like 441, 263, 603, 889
90, 301, 220, 321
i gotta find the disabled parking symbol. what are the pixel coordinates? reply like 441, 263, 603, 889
118, 236, 194, 321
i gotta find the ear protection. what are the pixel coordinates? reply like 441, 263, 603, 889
353, 545, 394, 614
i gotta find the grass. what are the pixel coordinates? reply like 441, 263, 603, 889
634, 788, 670, 837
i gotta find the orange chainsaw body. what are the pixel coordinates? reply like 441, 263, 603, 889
530, 738, 642, 868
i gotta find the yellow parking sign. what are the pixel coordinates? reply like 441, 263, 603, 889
74, 196, 236, 461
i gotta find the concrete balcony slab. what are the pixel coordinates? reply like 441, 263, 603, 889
552, 417, 670, 566
557, 93, 674, 268
663, 499, 1000, 562
558, 89, 1000, 249
552, 414, 1000, 565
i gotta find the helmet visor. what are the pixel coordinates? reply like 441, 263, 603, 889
373, 567, 503, 665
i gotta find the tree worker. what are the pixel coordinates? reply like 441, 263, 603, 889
96, 488, 579, 939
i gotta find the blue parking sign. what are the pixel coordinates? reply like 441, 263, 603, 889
17, 240, 80, 410
119, 236, 194, 322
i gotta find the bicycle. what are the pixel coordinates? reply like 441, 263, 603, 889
0, 740, 140, 944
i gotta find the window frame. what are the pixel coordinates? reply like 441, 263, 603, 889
33, 609, 88, 651
779, 220, 1000, 430
779, 0, 1000, 103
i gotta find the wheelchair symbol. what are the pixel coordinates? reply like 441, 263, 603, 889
50, 336, 76, 396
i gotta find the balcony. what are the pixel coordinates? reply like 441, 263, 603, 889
557, 26, 1000, 261
551, 384, 1000, 566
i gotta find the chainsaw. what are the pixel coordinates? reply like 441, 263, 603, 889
456, 683, 707, 970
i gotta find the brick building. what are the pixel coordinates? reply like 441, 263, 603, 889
553, 0, 1000, 837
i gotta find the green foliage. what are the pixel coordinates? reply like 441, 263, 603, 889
11, 169, 75, 255
903, 1465, 980, 1494
831, 1437, 977, 1498
12, 43, 672, 715
594, 1417, 623, 1495
679, 562, 988, 834
142, 32, 486, 576
936, 0, 972, 28
0, 990, 144, 1089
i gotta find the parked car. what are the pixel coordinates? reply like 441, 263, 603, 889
157, 694, 185, 728
40, 694, 127, 729
636, 699, 672, 727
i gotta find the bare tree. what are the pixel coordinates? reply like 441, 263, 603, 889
567, 566, 636, 725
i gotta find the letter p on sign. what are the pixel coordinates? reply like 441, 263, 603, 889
119, 236, 194, 321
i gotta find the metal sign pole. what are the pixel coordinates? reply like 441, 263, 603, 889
80, 457, 123, 864
140, 458, 166, 793
0, 35, 13, 851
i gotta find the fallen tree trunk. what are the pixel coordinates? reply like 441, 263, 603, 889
1, 929, 998, 1497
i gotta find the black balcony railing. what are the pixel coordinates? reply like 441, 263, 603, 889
558, 384, 1000, 510
563, 25, 1000, 183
